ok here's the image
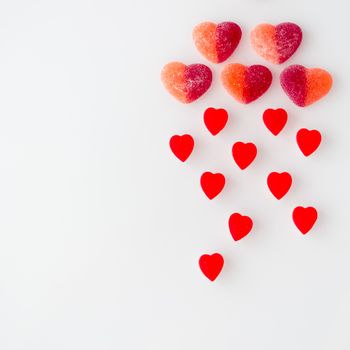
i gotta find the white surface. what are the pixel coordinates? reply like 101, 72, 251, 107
0, 0, 349, 349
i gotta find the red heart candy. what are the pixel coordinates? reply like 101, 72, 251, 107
221, 64, 272, 104
280, 65, 332, 107
267, 172, 292, 199
199, 253, 224, 281
200, 172, 225, 200
296, 128, 322, 156
263, 108, 288, 135
293, 206, 318, 234
193, 21, 242, 63
251, 22, 302, 64
232, 142, 257, 170
161, 62, 212, 103
169, 134, 194, 162
203, 107, 228, 135
228, 213, 253, 241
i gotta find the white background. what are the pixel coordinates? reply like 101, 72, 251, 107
0, 0, 349, 349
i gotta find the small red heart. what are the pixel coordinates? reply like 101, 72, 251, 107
263, 108, 288, 135
267, 172, 292, 200
200, 172, 225, 200
232, 142, 257, 170
228, 213, 253, 241
296, 128, 322, 156
199, 253, 224, 281
292, 206, 318, 234
203, 107, 228, 135
169, 134, 194, 162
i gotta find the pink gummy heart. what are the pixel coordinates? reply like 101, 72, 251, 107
250, 22, 302, 64
280, 65, 333, 107
161, 62, 212, 103
221, 64, 272, 103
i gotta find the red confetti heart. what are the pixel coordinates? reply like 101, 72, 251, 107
293, 206, 318, 234
263, 108, 288, 135
296, 128, 322, 156
199, 253, 224, 281
267, 172, 292, 199
169, 134, 194, 162
228, 213, 253, 241
232, 142, 257, 170
200, 172, 225, 200
203, 107, 228, 135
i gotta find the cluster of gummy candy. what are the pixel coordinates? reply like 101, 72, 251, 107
161, 21, 333, 282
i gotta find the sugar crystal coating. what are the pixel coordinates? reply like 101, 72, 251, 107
251, 22, 302, 64
280, 64, 332, 107
161, 62, 212, 103
193, 21, 242, 63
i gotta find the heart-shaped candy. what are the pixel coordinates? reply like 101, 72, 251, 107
199, 253, 224, 281
200, 172, 225, 200
293, 206, 318, 234
203, 107, 228, 135
296, 128, 322, 156
169, 134, 194, 162
263, 108, 288, 136
228, 213, 253, 241
161, 62, 212, 103
280, 65, 332, 107
193, 22, 242, 63
251, 22, 302, 64
267, 172, 292, 200
232, 142, 257, 170
221, 64, 272, 103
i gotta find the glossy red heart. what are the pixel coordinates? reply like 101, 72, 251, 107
263, 108, 288, 135
292, 206, 318, 234
203, 107, 228, 135
169, 134, 194, 162
267, 172, 292, 199
228, 213, 253, 241
200, 172, 225, 200
199, 253, 224, 281
296, 128, 322, 156
232, 142, 257, 170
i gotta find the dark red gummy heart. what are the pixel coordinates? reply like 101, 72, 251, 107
200, 172, 225, 200
228, 213, 253, 241
199, 253, 224, 281
296, 128, 322, 156
263, 108, 288, 135
232, 142, 257, 170
267, 172, 292, 199
169, 134, 194, 162
292, 206, 318, 234
203, 107, 228, 135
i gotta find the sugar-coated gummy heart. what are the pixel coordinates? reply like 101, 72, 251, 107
200, 172, 225, 200
267, 172, 292, 200
228, 213, 253, 241
263, 108, 288, 136
169, 134, 194, 162
251, 22, 302, 64
161, 62, 212, 103
296, 128, 322, 156
280, 65, 332, 107
221, 64, 272, 104
199, 253, 224, 281
193, 22, 242, 63
293, 206, 318, 234
232, 142, 257, 170
203, 107, 228, 135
